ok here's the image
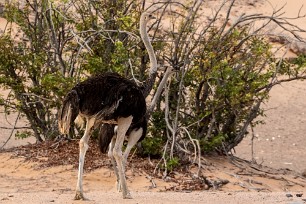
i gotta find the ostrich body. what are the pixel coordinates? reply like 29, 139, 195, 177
58, 13, 156, 200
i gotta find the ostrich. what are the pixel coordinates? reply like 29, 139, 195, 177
58, 12, 157, 200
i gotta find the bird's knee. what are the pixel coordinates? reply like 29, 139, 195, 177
113, 148, 123, 160
79, 140, 89, 152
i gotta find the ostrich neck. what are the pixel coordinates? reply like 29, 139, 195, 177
140, 15, 157, 76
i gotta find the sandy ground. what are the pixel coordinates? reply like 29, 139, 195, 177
1, 0, 306, 203
1, 192, 305, 204
236, 81, 306, 173
0, 89, 36, 148
0, 153, 305, 204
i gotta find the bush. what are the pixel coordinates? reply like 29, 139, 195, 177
1, 0, 306, 163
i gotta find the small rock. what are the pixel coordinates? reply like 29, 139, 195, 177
50, 200, 55, 202
248, 2, 255, 6
286, 193, 293, 197
296, 193, 303, 197
301, 169, 306, 178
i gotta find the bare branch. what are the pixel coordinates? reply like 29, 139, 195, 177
0, 112, 21, 149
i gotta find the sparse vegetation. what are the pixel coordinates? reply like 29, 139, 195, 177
1, 0, 306, 174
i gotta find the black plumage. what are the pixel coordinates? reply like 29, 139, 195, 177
59, 72, 147, 134
65, 73, 145, 121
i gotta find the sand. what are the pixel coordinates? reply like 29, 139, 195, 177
1, 0, 306, 203
0, 152, 305, 204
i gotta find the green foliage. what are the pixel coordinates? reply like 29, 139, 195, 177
0, 0, 147, 142
84, 55, 107, 74
201, 133, 228, 152
141, 136, 164, 157
15, 130, 32, 139
187, 28, 276, 152
0, 1, 83, 141
166, 157, 180, 172
292, 54, 306, 71
1, 0, 306, 160
156, 7, 306, 156
41, 73, 74, 97
111, 40, 129, 73
140, 111, 167, 157
150, 111, 167, 133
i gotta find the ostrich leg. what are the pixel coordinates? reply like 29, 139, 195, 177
123, 128, 143, 167
108, 135, 121, 191
109, 128, 143, 192
75, 117, 95, 200
113, 116, 133, 199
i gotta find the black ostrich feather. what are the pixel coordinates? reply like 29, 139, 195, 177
59, 72, 147, 152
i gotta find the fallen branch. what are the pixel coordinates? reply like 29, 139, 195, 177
1, 112, 20, 149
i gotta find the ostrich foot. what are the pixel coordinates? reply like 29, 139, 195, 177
74, 191, 87, 200
123, 192, 132, 199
